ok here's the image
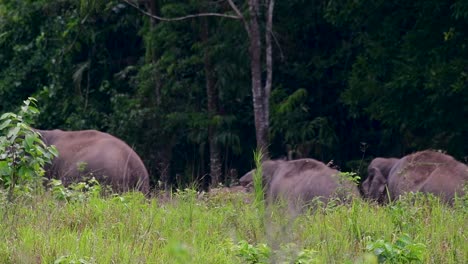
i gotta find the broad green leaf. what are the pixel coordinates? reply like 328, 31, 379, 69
0, 113, 15, 120
28, 106, 40, 114
0, 119, 12, 130
24, 134, 35, 148
7, 126, 20, 139
0, 161, 12, 176
48, 146, 59, 158
19, 166, 34, 180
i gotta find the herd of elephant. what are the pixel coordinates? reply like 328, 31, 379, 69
36, 129, 467, 209
239, 150, 468, 211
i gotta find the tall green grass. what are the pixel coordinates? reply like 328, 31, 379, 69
0, 188, 465, 263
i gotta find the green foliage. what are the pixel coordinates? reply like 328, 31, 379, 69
295, 248, 319, 264
2, 0, 468, 187
165, 241, 191, 264
348, 198, 363, 240
252, 151, 265, 207
233, 240, 271, 264
337, 171, 361, 185
232, 240, 321, 264
453, 184, 468, 212
104, 0, 250, 185
0, 98, 57, 200
0, 189, 465, 263
325, 0, 468, 157
54, 255, 96, 264
452, 0, 468, 19
49, 178, 102, 203
270, 87, 338, 159
366, 234, 427, 263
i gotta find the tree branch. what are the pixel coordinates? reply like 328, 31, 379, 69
264, 0, 274, 101
227, 0, 250, 34
122, 0, 242, 21
270, 29, 284, 61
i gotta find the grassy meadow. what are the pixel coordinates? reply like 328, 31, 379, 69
0, 187, 466, 264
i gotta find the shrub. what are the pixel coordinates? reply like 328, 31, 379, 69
233, 240, 271, 264
366, 233, 426, 263
0, 98, 57, 201
49, 178, 102, 203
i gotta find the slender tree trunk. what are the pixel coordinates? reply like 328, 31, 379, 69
146, 0, 158, 27
247, 0, 269, 158
246, 0, 274, 159
145, 0, 173, 190
265, 0, 274, 122
200, 17, 222, 187
144, 0, 162, 105
156, 146, 172, 191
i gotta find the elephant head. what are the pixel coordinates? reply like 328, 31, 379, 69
361, 157, 399, 203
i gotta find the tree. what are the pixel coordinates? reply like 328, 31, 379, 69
200, 16, 222, 187
123, 0, 275, 159
228, 0, 275, 158
325, 0, 468, 158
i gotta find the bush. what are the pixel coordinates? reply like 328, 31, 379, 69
0, 98, 57, 200
49, 178, 102, 203
366, 233, 426, 263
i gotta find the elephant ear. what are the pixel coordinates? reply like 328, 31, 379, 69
239, 170, 254, 187
367, 167, 388, 201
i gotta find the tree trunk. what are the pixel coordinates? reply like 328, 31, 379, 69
247, 0, 270, 159
145, 0, 173, 190
245, 0, 274, 159
156, 147, 172, 191
200, 16, 222, 187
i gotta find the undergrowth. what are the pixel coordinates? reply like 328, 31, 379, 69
0, 188, 465, 263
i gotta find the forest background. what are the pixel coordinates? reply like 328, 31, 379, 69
1, 0, 468, 189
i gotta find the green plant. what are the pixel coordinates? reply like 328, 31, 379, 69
233, 240, 321, 264
294, 248, 319, 264
387, 192, 441, 233
164, 241, 191, 264
0, 185, 463, 263
348, 199, 363, 240
0, 98, 57, 201
233, 240, 271, 264
49, 178, 102, 203
54, 255, 96, 264
366, 233, 426, 263
277, 243, 320, 264
453, 183, 468, 212
333, 171, 361, 205
250, 150, 268, 234
252, 150, 265, 207
337, 171, 361, 185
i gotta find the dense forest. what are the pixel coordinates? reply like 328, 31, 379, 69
1, 0, 468, 189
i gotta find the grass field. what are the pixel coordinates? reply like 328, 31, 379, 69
0, 187, 466, 264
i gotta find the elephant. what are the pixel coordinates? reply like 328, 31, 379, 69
239, 158, 360, 211
361, 157, 399, 203
36, 129, 150, 194
362, 150, 468, 204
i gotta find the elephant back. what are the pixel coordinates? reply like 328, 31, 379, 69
388, 150, 468, 203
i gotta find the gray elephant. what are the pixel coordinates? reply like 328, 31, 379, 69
239, 158, 360, 211
362, 150, 468, 203
37, 129, 150, 193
